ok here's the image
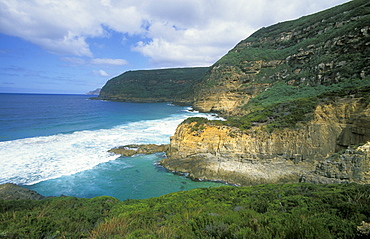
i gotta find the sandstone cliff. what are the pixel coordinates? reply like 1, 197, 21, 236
162, 0, 370, 186
163, 97, 370, 185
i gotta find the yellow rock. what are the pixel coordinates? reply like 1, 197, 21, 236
162, 98, 370, 186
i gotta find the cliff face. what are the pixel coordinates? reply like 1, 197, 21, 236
162, 0, 370, 186
163, 98, 370, 185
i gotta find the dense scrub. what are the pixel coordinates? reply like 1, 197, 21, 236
98, 67, 209, 103
0, 196, 119, 238
1, 183, 370, 238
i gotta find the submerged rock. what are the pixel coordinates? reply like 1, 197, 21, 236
0, 183, 45, 200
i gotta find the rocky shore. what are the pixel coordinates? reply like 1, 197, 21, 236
161, 98, 370, 186
108, 144, 169, 156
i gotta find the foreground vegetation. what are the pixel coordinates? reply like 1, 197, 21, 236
1, 183, 370, 238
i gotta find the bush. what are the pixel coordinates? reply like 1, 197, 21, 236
90, 183, 370, 238
2, 184, 370, 238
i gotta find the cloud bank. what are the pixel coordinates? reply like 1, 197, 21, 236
0, 0, 349, 68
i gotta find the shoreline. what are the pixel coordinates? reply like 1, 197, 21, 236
108, 143, 236, 187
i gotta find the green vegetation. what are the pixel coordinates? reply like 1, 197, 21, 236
198, 0, 370, 129
181, 117, 224, 132
2, 183, 370, 238
182, 117, 210, 132
217, 0, 370, 67
195, 0, 370, 131
0, 196, 119, 238
225, 77, 370, 131
99, 67, 209, 103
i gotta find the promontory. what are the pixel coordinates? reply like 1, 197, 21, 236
100, 0, 370, 186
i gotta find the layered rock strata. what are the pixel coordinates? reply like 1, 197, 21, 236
162, 98, 370, 185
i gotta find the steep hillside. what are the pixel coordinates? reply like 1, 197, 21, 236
98, 67, 208, 105
162, 0, 370, 185
193, 0, 369, 117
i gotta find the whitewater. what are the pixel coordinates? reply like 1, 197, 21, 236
0, 93, 224, 199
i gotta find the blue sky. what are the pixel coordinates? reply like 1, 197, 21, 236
0, 0, 349, 94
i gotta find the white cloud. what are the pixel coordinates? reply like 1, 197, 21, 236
132, 0, 349, 67
90, 58, 128, 65
94, 69, 109, 77
0, 0, 349, 67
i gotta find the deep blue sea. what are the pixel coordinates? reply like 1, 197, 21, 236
0, 93, 224, 200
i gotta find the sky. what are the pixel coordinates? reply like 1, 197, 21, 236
0, 0, 350, 94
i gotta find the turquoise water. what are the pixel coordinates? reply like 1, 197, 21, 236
0, 93, 224, 200
26, 154, 223, 200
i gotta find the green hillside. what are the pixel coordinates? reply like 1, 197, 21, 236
98, 67, 209, 104
193, 0, 370, 131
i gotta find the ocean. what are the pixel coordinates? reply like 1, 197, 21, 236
0, 93, 224, 200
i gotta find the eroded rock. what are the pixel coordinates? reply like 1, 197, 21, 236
162, 98, 370, 186
109, 144, 169, 157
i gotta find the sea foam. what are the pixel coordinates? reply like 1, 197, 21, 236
0, 110, 219, 185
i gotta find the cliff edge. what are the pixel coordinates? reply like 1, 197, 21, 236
162, 0, 370, 186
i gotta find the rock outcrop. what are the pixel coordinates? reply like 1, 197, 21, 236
109, 144, 169, 157
162, 98, 370, 185
0, 183, 45, 200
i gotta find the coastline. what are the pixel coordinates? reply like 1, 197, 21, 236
107, 143, 236, 186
